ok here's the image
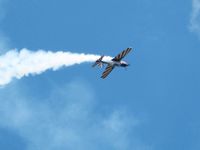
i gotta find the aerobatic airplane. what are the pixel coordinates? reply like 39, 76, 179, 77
92, 47, 132, 79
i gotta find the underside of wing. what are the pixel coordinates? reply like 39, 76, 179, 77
112, 47, 132, 61
101, 65, 114, 79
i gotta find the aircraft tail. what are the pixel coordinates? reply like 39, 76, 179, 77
92, 55, 104, 68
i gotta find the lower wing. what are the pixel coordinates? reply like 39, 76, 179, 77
101, 65, 115, 79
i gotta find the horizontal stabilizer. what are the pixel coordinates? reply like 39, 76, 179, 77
92, 55, 104, 67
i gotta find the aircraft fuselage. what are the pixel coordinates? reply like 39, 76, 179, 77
101, 60, 129, 67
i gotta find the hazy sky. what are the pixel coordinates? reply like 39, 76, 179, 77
0, 0, 200, 150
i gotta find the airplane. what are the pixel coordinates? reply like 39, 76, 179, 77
92, 47, 132, 79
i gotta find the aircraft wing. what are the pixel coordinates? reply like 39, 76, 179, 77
101, 65, 115, 79
112, 47, 132, 61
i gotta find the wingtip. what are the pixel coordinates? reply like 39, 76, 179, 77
101, 75, 108, 79
101, 76, 105, 79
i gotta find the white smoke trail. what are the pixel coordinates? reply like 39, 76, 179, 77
0, 48, 112, 86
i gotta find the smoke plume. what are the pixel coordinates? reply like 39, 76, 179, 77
0, 48, 112, 86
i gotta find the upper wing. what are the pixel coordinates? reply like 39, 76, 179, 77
112, 47, 132, 61
101, 65, 115, 79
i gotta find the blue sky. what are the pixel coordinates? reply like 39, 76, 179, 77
0, 0, 200, 150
